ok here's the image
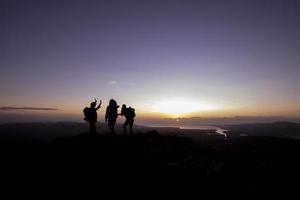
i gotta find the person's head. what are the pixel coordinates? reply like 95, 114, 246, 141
109, 99, 117, 107
122, 104, 126, 109
90, 101, 96, 108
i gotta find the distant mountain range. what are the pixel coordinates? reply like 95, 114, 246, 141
1, 121, 300, 141
224, 121, 300, 139
138, 116, 300, 127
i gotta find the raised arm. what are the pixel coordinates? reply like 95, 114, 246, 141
96, 100, 102, 110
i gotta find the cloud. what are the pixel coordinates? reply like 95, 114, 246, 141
107, 81, 117, 85
0, 107, 58, 111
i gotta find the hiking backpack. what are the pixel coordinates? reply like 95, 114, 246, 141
83, 107, 91, 122
127, 107, 136, 118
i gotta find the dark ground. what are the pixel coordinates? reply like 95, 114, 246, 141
0, 122, 300, 191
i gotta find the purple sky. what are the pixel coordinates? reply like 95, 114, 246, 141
1, 0, 300, 122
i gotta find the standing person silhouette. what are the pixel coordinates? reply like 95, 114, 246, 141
105, 99, 119, 135
83, 99, 102, 134
120, 104, 136, 135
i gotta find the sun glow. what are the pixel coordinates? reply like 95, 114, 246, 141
149, 98, 218, 117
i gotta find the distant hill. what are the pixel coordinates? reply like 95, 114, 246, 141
138, 116, 300, 128
224, 122, 300, 139
1, 121, 300, 141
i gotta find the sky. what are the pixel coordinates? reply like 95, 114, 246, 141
1, 0, 300, 123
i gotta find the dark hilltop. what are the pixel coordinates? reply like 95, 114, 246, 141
0, 122, 300, 190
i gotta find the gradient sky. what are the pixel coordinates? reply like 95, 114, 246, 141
1, 0, 300, 122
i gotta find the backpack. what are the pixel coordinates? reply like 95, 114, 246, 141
126, 107, 136, 118
83, 107, 91, 122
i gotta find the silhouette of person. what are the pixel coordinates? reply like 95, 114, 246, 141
105, 99, 119, 135
84, 99, 102, 134
120, 104, 136, 135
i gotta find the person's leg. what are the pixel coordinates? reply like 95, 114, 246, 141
89, 122, 92, 133
123, 120, 129, 135
90, 122, 94, 133
129, 119, 134, 134
90, 122, 96, 134
92, 122, 96, 134
108, 119, 116, 135
108, 120, 113, 134
111, 119, 116, 134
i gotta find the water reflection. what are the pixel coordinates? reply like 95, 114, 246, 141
179, 125, 229, 137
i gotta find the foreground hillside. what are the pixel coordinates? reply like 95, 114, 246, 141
1, 128, 300, 190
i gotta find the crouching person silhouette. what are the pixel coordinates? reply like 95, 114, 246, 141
120, 104, 136, 135
83, 99, 102, 134
105, 99, 119, 135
